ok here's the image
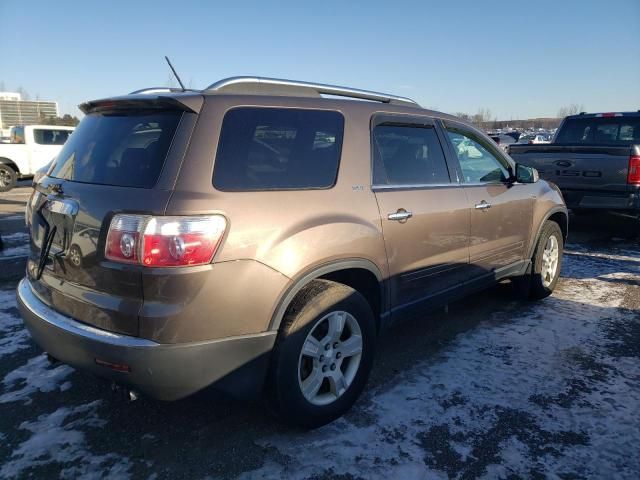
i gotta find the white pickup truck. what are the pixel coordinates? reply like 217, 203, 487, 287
0, 125, 74, 191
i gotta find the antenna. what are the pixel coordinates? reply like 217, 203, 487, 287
164, 56, 186, 91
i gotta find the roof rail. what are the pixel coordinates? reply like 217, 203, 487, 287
129, 87, 196, 95
205, 76, 420, 107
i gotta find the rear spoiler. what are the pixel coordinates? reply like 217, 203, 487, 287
79, 93, 204, 114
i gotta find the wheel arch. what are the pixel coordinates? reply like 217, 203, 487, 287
269, 259, 385, 334
0, 157, 20, 174
528, 207, 568, 259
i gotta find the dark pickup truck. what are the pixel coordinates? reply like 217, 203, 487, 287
508, 112, 640, 217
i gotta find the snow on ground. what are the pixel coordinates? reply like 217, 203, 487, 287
0, 401, 132, 479
0, 232, 29, 258
0, 288, 133, 479
241, 245, 640, 479
0, 215, 27, 221
0, 289, 31, 357
0, 354, 73, 405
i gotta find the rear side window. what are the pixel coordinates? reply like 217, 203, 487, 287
213, 108, 344, 191
555, 117, 640, 145
34, 129, 72, 145
372, 125, 450, 185
50, 111, 182, 188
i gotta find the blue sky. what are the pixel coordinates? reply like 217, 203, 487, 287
1, 0, 639, 119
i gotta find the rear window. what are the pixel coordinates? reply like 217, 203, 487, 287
50, 111, 182, 188
555, 117, 640, 145
213, 107, 344, 191
34, 129, 72, 145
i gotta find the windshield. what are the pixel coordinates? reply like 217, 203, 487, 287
555, 117, 640, 145
50, 110, 182, 188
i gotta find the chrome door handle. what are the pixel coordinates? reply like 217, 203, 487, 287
475, 201, 491, 210
388, 209, 413, 221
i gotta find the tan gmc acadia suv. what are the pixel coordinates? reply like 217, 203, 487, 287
17, 77, 568, 428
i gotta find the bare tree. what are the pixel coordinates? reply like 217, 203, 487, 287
454, 112, 472, 122
557, 104, 584, 118
472, 108, 492, 127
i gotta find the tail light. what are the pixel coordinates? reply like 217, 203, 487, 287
628, 154, 640, 185
105, 214, 226, 267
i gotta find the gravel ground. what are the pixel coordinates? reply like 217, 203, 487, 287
0, 187, 638, 479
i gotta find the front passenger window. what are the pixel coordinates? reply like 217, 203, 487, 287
446, 128, 510, 183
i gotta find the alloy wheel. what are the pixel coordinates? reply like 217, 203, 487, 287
541, 235, 559, 287
297, 310, 363, 406
0, 169, 12, 188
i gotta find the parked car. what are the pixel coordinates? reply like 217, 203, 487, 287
504, 131, 521, 142
18, 77, 568, 428
490, 134, 517, 152
509, 112, 640, 216
0, 125, 74, 191
517, 133, 551, 145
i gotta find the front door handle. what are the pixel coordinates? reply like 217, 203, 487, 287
475, 201, 491, 210
388, 209, 413, 221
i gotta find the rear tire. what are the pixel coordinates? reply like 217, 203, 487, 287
513, 221, 563, 300
267, 280, 376, 429
0, 164, 17, 192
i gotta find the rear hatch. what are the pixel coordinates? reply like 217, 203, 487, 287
510, 145, 632, 193
26, 95, 201, 336
525, 114, 640, 192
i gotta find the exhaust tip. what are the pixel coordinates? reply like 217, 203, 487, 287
110, 382, 140, 402
46, 353, 60, 365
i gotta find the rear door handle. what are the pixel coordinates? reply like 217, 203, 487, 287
475, 201, 491, 210
388, 209, 413, 221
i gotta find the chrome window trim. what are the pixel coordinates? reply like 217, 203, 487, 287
462, 182, 513, 187
372, 183, 457, 191
371, 181, 514, 191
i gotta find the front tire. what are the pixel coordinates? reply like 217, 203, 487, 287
267, 280, 376, 429
0, 164, 17, 192
514, 221, 563, 300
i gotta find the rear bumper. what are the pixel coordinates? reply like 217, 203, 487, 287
562, 189, 640, 211
17, 278, 276, 401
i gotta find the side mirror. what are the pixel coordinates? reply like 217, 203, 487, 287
515, 163, 539, 183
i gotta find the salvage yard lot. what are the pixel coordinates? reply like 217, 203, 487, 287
0, 186, 638, 479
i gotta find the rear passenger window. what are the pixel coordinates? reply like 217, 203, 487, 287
213, 108, 344, 191
372, 125, 450, 185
